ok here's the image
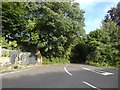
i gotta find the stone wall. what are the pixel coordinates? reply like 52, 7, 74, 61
0, 57, 10, 66
0, 47, 38, 66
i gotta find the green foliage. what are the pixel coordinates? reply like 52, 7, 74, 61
70, 42, 88, 63
0, 35, 7, 47
82, 2, 120, 68
2, 52, 9, 57
72, 16, 120, 68
85, 22, 120, 67
14, 65, 19, 69
2, 2, 85, 63
104, 2, 120, 26
42, 57, 70, 65
0, 35, 18, 50
42, 57, 51, 64
2, 2, 119, 67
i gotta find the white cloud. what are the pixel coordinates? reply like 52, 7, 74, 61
79, 3, 95, 12
74, 0, 119, 3
74, 0, 95, 3
103, 2, 118, 13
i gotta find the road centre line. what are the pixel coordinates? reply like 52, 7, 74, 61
83, 81, 101, 90
64, 66, 72, 76
82, 67, 114, 76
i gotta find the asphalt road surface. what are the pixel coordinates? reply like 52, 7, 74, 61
1, 64, 119, 89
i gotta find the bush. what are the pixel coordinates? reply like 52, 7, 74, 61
14, 65, 18, 69
42, 57, 70, 65
50, 58, 70, 64
70, 43, 88, 63
42, 57, 51, 64
2, 52, 9, 57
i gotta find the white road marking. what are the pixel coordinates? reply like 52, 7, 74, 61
83, 81, 101, 90
101, 72, 114, 76
82, 67, 91, 71
82, 67, 114, 76
1, 68, 31, 76
94, 69, 114, 75
64, 67, 72, 76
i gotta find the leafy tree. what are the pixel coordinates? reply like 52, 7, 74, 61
0, 34, 17, 50
85, 1, 120, 67
2, 2, 85, 63
104, 2, 120, 25
70, 41, 88, 63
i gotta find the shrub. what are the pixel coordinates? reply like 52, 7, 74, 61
1, 52, 9, 57
42, 57, 51, 64
42, 57, 70, 65
14, 65, 18, 69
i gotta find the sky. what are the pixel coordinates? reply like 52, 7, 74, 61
74, 0, 119, 34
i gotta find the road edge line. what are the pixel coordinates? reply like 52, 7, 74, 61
1, 68, 31, 76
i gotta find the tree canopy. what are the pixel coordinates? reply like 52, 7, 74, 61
2, 1, 120, 67
71, 2, 120, 67
2, 2, 85, 62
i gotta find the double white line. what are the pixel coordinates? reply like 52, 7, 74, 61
82, 67, 114, 76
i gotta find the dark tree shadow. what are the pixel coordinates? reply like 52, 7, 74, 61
70, 43, 89, 64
